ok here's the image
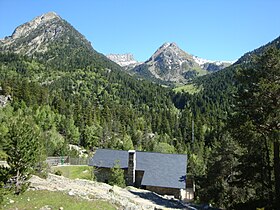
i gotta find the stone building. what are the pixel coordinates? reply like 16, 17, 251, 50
89, 149, 194, 200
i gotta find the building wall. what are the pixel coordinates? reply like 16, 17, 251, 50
94, 167, 190, 201
184, 188, 195, 201
146, 186, 181, 199
94, 168, 111, 183
185, 178, 195, 201
135, 170, 144, 188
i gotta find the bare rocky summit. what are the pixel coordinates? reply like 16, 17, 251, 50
132, 42, 207, 83
0, 12, 69, 55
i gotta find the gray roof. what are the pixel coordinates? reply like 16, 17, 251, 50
89, 149, 187, 189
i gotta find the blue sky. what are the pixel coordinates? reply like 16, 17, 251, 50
1, 0, 280, 62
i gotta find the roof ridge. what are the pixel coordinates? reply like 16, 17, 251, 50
96, 148, 187, 156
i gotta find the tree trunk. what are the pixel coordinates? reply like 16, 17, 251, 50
15, 169, 20, 195
274, 141, 280, 208
265, 138, 273, 204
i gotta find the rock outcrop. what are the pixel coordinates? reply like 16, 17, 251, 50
29, 174, 188, 210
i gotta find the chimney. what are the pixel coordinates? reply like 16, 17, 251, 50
127, 150, 136, 186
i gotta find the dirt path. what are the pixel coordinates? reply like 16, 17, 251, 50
29, 174, 189, 210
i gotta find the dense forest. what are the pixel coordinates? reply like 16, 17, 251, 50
0, 25, 279, 209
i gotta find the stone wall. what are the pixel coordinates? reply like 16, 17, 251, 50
146, 186, 181, 199
94, 168, 111, 183
127, 150, 136, 186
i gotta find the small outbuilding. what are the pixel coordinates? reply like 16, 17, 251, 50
89, 149, 194, 200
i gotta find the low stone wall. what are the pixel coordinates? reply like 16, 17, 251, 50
146, 186, 181, 199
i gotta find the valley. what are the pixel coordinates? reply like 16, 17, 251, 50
0, 11, 279, 210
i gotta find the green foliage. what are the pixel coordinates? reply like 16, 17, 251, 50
122, 134, 134, 151
197, 134, 245, 208
54, 170, 62, 176
173, 83, 202, 94
229, 47, 280, 208
153, 142, 175, 154
0, 150, 8, 160
84, 124, 102, 149
0, 166, 11, 205
1, 28, 279, 209
2, 111, 43, 194
109, 161, 126, 188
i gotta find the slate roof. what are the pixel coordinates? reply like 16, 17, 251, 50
89, 149, 187, 189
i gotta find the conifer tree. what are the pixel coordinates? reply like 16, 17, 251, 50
3, 112, 42, 194
231, 47, 280, 208
109, 160, 125, 188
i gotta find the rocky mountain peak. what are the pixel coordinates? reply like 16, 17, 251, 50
159, 42, 177, 50
155, 42, 182, 55
150, 42, 191, 62
6, 12, 61, 40
0, 11, 83, 55
0, 12, 122, 71
132, 42, 205, 83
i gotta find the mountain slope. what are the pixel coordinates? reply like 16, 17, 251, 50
235, 36, 280, 65
130, 42, 232, 85
192, 56, 233, 72
182, 35, 280, 119
0, 12, 121, 71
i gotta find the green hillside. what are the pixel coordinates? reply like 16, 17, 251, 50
0, 13, 279, 209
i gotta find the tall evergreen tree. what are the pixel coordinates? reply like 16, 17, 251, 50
3, 111, 43, 194
230, 47, 280, 208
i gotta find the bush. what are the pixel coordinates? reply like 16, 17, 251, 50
54, 170, 62, 176
109, 160, 125, 188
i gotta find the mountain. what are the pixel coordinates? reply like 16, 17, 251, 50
131, 42, 231, 85
0, 12, 121, 71
192, 56, 233, 72
106, 53, 141, 67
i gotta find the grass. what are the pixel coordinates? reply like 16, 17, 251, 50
173, 83, 202, 94
2, 190, 116, 210
51, 165, 93, 180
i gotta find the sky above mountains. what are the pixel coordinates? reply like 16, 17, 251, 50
1, 0, 280, 62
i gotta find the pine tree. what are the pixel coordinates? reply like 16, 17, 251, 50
231, 47, 280, 208
109, 160, 125, 188
3, 112, 42, 194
